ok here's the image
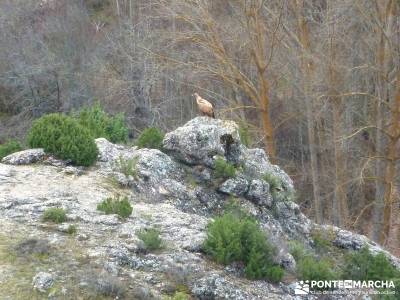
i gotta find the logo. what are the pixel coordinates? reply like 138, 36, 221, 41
294, 280, 310, 295
292, 280, 396, 296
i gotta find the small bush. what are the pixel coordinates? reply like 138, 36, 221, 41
0, 140, 22, 160
264, 265, 285, 283
342, 247, 400, 281
28, 113, 98, 166
288, 241, 311, 262
78, 103, 128, 143
263, 173, 282, 192
172, 291, 190, 300
297, 256, 336, 282
238, 122, 251, 147
105, 113, 129, 144
164, 265, 192, 297
224, 197, 251, 220
66, 224, 77, 235
204, 213, 243, 265
115, 156, 138, 178
97, 196, 133, 218
203, 212, 284, 282
14, 238, 50, 257
214, 157, 236, 179
137, 228, 163, 251
91, 272, 126, 298
311, 229, 333, 252
136, 127, 164, 149
42, 208, 67, 224
263, 172, 295, 202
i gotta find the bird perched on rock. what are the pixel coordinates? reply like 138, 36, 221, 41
193, 93, 215, 118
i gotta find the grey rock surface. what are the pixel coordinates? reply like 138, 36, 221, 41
96, 137, 136, 163
135, 148, 183, 185
240, 148, 294, 199
319, 224, 400, 269
218, 176, 249, 196
2, 148, 45, 165
246, 179, 273, 207
32, 272, 54, 292
163, 117, 242, 166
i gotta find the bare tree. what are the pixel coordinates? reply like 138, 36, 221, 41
153, 0, 285, 159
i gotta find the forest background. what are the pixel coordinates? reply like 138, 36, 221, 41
0, 0, 399, 253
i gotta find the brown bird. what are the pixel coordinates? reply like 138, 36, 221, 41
193, 93, 215, 118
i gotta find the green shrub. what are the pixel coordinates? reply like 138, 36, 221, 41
42, 208, 67, 224
238, 122, 251, 147
0, 140, 22, 160
263, 172, 295, 202
97, 198, 114, 214
224, 197, 251, 220
297, 256, 336, 282
97, 196, 133, 218
28, 114, 98, 166
342, 247, 400, 281
172, 291, 190, 300
204, 213, 243, 265
137, 228, 163, 251
288, 241, 311, 262
78, 103, 128, 143
115, 156, 138, 178
214, 157, 236, 179
203, 212, 284, 282
264, 266, 285, 283
66, 224, 77, 235
311, 229, 333, 252
263, 173, 282, 192
136, 127, 164, 149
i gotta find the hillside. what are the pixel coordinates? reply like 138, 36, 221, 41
1, 0, 400, 255
0, 117, 399, 299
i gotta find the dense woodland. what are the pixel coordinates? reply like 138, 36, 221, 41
0, 0, 399, 254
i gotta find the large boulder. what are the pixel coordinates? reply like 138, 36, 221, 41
240, 148, 294, 203
274, 201, 311, 235
163, 117, 242, 166
135, 149, 183, 185
1, 149, 45, 165
240, 148, 293, 191
218, 176, 249, 197
245, 179, 273, 207
95, 138, 136, 164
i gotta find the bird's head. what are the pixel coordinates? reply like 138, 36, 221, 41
192, 92, 199, 98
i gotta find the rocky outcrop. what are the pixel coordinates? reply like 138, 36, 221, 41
218, 176, 249, 196
96, 137, 136, 163
2, 148, 45, 165
246, 179, 273, 207
1, 117, 399, 299
163, 117, 242, 166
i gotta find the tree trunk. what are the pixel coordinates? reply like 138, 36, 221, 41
380, 72, 400, 245
329, 20, 348, 226
294, 0, 323, 223
371, 0, 395, 242
332, 100, 348, 226
259, 76, 276, 160
305, 95, 323, 223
